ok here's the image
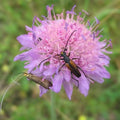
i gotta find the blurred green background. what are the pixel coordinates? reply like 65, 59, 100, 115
0, 0, 120, 120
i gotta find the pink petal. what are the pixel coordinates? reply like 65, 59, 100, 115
63, 69, 71, 82
25, 25, 32, 31
78, 72, 90, 96
39, 86, 48, 96
43, 66, 56, 76
63, 80, 73, 100
24, 60, 41, 72
52, 72, 63, 93
17, 34, 34, 49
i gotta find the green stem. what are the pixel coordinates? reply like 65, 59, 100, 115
50, 91, 56, 120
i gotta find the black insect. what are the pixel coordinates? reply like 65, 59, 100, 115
58, 30, 95, 86
38, 37, 42, 41
60, 51, 81, 77
55, 30, 82, 85
24, 72, 52, 89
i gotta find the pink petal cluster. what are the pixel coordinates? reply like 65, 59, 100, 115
14, 5, 112, 99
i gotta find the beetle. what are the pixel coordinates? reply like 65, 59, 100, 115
24, 72, 52, 89
57, 30, 95, 85
59, 51, 81, 77
55, 30, 82, 86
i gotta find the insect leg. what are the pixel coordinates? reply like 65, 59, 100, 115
58, 63, 65, 72
77, 66, 86, 75
38, 56, 51, 67
38, 37, 42, 41
77, 66, 94, 83
72, 58, 79, 60
71, 74, 79, 88
72, 52, 83, 60
68, 52, 70, 57
64, 30, 77, 50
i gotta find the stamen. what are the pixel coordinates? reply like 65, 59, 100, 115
32, 16, 37, 29
99, 55, 110, 60
102, 39, 112, 49
41, 15, 47, 20
71, 5, 76, 12
99, 28, 104, 33
52, 6, 57, 20
57, 14, 60, 19
87, 20, 90, 26
92, 25, 99, 33
64, 22, 69, 31
66, 5, 76, 15
82, 9, 89, 21
91, 17, 100, 32
82, 9, 89, 15
95, 17, 100, 24
108, 39, 112, 48
95, 28, 104, 37
35, 17, 40, 26
46, 5, 53, 19
90, 21, 96, 30
92, 32, 95, 40
60, 12, 64, 19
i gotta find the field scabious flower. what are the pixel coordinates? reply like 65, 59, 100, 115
14, 5, 112, 99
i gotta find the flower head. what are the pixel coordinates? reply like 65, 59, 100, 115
14, 5, 112, 99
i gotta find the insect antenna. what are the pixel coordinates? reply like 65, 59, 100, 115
0, 73, 23, 111
64, 30, 77, 52
38, 56, 51, 67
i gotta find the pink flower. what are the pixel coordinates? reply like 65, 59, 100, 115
14, 5, 112, 99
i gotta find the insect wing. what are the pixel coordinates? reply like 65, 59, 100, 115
66, 60, 81, 77
24, 73, 52, 89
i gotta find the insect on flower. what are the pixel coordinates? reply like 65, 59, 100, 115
24, 72, 52, 89
14, 5, 112, 99
56, 30, 81, 86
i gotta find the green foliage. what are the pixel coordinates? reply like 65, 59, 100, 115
0, 0, 120, 120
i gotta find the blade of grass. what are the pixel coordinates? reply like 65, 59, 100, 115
50, 91, 56, 120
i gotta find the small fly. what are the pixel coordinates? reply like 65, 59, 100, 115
24, 72, 52, 89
